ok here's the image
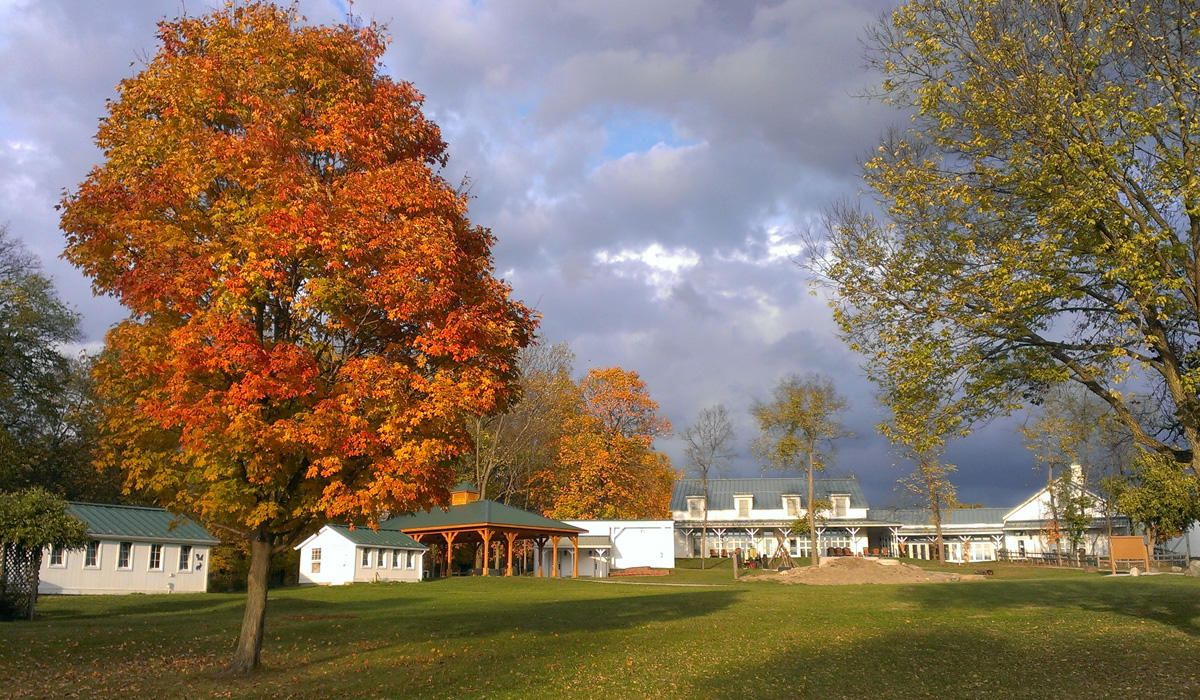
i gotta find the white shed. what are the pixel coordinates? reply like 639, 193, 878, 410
539, 520, 675, 577
38, 502, 218, 595
296, 525, 426, 585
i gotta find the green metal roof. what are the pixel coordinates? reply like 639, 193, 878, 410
870, 507, 1010, 527
382, 499, 585, 533
67, 503, 218, 545
328, 524, 426, 549
671, 477, 870, 511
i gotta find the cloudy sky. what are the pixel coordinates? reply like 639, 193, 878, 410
0, 0, 1048, 507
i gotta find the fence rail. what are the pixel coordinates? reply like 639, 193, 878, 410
996, 550, 1187, 571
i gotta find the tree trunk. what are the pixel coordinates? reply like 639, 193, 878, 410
700, 475, 708, 570
930, 483, 944, 565
807, 450, 819, 566
228, 529, 272, 675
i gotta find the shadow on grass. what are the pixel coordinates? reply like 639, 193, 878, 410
694, 622, 1200, 698
898, 577, 1200, 638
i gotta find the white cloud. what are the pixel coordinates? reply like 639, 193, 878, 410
594, 243, 701, 298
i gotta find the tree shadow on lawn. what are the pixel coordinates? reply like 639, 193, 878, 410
695, 623, 1200, 699
243, 585, 744, 684
33, 592, 246, 621
897, 577, 1200, 638
33, 582, 439, 622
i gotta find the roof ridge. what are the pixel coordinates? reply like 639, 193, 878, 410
678, 476, 858, 482
70, 501, 176, 513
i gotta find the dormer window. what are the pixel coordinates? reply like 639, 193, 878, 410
687, 496, 706, 519
831, 495, 850, 518
735, 495, 753, 518
782, 496, 801, 517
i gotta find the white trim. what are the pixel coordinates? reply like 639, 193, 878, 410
177, 544, 193, 573
148, 543, 164, 571
117, 541, 133, 570
83, 540, 101, 569
47, 544, 66, 568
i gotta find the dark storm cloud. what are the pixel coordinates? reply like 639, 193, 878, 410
0, 0, 1044, 507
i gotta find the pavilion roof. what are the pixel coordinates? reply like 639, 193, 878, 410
381, 499, 585, 534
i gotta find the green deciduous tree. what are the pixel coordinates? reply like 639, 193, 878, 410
820, 1, 1200, 492
1110, 451, 1200, 553
752, 374, 848, 566
0, 228, 117, 500
0, 488, 89, 620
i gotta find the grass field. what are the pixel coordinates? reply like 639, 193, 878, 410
3, 568, 1199, 698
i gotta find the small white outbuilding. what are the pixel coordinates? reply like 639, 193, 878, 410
296, 524, 426, 585
538, 520, 675, 577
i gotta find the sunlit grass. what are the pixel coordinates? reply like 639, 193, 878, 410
3, 571, 1198, 698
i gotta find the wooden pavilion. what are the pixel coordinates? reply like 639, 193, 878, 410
380, 484, 586, 578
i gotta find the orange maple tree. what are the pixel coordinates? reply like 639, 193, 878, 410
59, 4, 533, 673
538, 367, 675, 519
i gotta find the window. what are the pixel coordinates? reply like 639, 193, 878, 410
406, 551, 415, 569
783, 496, 801, 517
179, 545, 192, 572
84, 541, 100, 568
735, 496, 752, 518
377, 548, 385, 568
148, 543, 163, 571
311, 547, 322, 574
393, 550, 403, 569
118, 542, 133, 570
361, 548, 371, 567
687, 497, 705, 519
48, 544, 65, 568
831, 495, 849, 518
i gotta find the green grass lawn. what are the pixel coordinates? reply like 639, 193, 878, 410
3, 571, 1199, 698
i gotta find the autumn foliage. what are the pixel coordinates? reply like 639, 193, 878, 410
535, 367, 675, 520
59, 3, 533, 671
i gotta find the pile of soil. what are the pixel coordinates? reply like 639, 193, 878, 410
762, 557, 980, 586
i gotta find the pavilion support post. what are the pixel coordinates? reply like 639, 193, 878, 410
443, 531, 458, 578
571, 535, 579, 578
504, 532, 519, 576
550, 535, 561, 578
534, 537, 547, 577
479, 528, 493, 576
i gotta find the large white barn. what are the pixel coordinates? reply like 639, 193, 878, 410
39, 502, 218, 595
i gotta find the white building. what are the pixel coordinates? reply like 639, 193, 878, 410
538, 520, 675, 577
295, 524, 426, 585
39, 502, 218, 595
671, 470, 1130, 564
671, 477, 881, 560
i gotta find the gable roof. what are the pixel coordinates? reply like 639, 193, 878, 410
67, 502, 218, 545
1000, 483, 1109, 522
670, 477, 870, 511
382, 499, 585, 533
326, 524, 426, 549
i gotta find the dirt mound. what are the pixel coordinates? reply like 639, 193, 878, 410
763, 557, 976, 586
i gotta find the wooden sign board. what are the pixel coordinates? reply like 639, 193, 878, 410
1109, 535, 1150, 570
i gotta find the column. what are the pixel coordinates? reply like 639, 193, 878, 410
504, 531, 519, 576
479, 528, 493, 576
443, 531, 458, 577
534, 537, 547, 577
571, 535, 579, 578
550, 535, 561, 578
